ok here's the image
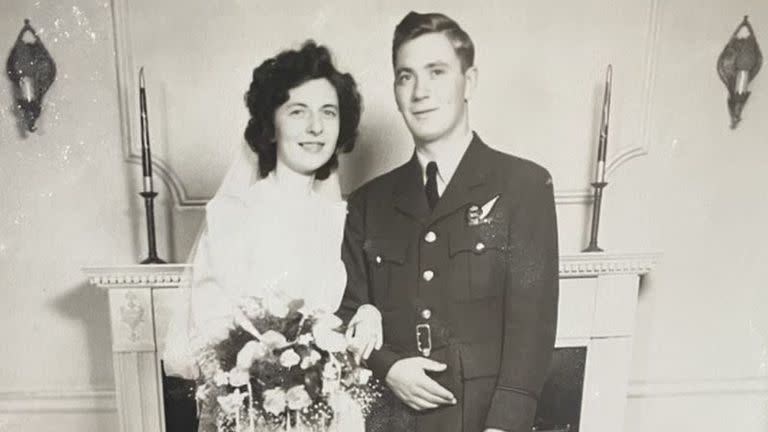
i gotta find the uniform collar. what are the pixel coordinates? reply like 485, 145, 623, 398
415, 130, 474, 186
393, 132, 494, 225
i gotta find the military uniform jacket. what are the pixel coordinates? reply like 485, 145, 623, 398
340, 134, 559, 432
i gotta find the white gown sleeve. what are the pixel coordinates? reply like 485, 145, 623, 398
162, 254, 199, 379
162, 226, 235, 379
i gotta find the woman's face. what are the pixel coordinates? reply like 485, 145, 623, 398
273, 78, 340, 176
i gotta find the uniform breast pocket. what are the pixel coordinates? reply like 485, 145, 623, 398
362, 237, 407, 309
447, 223, 508, 301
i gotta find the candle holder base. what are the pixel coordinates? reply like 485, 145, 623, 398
583, 181, 609, 253
139, 190, 165, 265
140, 256, 167, 265
581, 244, 604, 253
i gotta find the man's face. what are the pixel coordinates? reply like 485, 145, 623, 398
393, 32, 476, 145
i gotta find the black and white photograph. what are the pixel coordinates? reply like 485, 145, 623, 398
1, 0, 766, 431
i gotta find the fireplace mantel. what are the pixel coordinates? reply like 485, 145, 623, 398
85, 251, 657, 287
84, 251, 658, 432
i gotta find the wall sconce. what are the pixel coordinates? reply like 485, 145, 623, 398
5, 19, 57, 133
717, 16, 762, 129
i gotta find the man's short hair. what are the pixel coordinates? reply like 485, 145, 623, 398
392, 11, 475, 71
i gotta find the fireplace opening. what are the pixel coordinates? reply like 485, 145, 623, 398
161, 363, 198, 432
533, 346, 587, 432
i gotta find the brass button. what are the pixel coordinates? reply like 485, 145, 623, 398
421, 309, 432, 320
375, 255, 382, 264
422, 270, 435, 282
475, 242, 486, 252
424, 231, 437, 243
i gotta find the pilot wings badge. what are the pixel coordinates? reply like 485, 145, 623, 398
466, 194, 501, 226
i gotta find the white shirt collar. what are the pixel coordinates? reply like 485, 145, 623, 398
415, 131, 474, 194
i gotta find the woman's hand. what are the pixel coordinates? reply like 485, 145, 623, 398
345, 304, 383, 363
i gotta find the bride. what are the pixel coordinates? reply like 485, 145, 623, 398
163, 41, 382, 430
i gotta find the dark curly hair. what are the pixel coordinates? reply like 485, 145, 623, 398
244, 41, 362, 180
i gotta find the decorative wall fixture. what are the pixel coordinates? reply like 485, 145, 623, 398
5, 19, 56, 133
717, 16, 763, 129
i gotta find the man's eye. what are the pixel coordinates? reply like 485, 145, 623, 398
396, 74, 412, 85
289, 108, 307, 117
430, 68, 446, 77
322, 109, 338, 118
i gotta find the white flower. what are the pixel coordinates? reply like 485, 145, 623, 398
311, 313, 346, 352
354, 368, 373, 385
313, 326, 347, 353
322, 364, 341, 395
260, 330, 288, 352
239, 296, 264, 320
322, 361, 340, 380
228, 368, 250, 387
300, 350, 322, 370
296, 333, 313, 346
237, 341, 267, 369
195, 385, 209, 401
286, 385, 312, 410
213, 369, 229, 387
217, 389, 247, 416
313, 313, 343, 331
279, 349, 301, 368
262, 388, 287, 416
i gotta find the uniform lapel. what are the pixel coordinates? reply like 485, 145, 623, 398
393, 154, 431, 223
427, 134, 497, 227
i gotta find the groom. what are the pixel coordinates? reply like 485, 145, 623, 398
341, 11, 559, 432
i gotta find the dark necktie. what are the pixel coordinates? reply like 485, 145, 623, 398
425, 161, 439, 210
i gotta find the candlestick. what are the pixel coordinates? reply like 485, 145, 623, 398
139, 67, 153, 183
583, 180, 607, 253
137, 67, 165, 264
595, 64, 612, 184
584, 64, 613, 253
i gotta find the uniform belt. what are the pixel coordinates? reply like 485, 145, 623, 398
415, 321, 452, 357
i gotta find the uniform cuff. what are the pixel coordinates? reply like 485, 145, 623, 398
365, 348, 403, 381
484, 388, 538, 432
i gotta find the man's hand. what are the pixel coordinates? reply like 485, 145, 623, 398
345, 304, 383, 362
385, 357, 456, 411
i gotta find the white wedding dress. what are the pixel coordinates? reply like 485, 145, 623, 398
189, 174, 348, 336
162, 147, 362, 431
164, 145, 348, 378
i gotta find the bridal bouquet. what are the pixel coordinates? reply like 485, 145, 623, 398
194, 295, 381, 432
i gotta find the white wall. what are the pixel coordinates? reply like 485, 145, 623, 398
0, 0, 126, 429
619, 0, 768, 429
0, 0, 766, 431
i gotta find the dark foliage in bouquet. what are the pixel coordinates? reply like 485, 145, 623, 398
194, 296, 380, 431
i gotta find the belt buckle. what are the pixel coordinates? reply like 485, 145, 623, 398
416, 323, 432, 357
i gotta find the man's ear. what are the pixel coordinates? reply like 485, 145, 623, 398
464, 66, 478, 101
393, 79, 405, 112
